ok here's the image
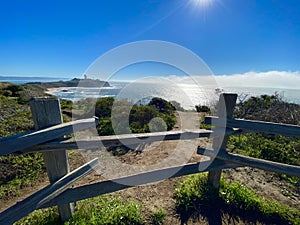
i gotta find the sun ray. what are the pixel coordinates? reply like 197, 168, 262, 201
191, 0, 214, 8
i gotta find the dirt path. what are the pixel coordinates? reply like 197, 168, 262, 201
176, 111, 200, 130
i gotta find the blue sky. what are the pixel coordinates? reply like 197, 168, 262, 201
0, 0, 300, 81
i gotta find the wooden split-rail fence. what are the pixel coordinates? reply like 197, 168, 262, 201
0, 94, 299, 224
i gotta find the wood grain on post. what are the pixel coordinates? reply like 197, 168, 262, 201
30, 97, 75, 221
208, 93, 237, 189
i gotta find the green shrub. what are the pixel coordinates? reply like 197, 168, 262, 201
150, 208, 166, 225
60, 99, 73, 110
159, 113, 176, 131
174, 173, 218, 222
174, 173, 300, 224
0, 95, 33, 137
66, 196, 142, 225
129, 105, 159, 133
94, 97, 115, 118
195, 105, 211, 113
148, 97, 175, 114
14, 207, 60, 225
228, 133, 300, 190
148, 117, 167, 132
220, 181, 300, 224
15, 196, 142, 225
98, 117, 114, 136
234, 94, 300, 125
3, 84, 24, 97
0, 153, 45, 200
170, 100, 184, 111
92, 97, 176, 135
228, 133, 300, 166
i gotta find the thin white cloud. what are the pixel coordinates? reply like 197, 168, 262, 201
164, 71, 300, 89
111, 71, 300, 90
215, 71, 300, 89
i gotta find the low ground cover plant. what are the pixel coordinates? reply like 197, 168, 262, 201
174, 173, 300, 224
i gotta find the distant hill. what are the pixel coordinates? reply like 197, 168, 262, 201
27, 78, 110, 88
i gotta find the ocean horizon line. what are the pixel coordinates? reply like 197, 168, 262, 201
0, 75, 71, 79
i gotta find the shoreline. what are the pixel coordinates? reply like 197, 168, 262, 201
45, 87, 69, 94
45, 86, 116, 95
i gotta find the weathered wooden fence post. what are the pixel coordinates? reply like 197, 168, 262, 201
208, 93, 237, 189
30, 97, 75, 221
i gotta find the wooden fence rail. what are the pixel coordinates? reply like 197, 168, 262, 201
0, 94, 300, 225
205, 116, 300, 137
41, 159, 242, 208
197, 147, 300, 177
24, 129, 216, 153
0, 117, 98, 156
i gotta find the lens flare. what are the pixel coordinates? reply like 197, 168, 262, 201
191, 0, 214, 8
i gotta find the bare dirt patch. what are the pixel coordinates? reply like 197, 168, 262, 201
224, 167, 300, 210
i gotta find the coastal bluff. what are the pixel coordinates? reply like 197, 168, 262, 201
27, 78, 110, 88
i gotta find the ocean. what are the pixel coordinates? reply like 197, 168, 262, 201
0, 76, 69, 84
1, 76, 299, 109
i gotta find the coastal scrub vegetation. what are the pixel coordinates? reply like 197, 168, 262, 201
0, 87, 46, 200
150, 208, 166, 225
66, 196, 142, 225
15, 195, 142, 225
234, 93, 300, 125
15, 195, 165, 225
195, 104, 211, 113
229, 94, 300, 190
0, 83, 64, 200
0, 83, 50, 104
89, 96, 177, 135
174, 173, 300, 225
